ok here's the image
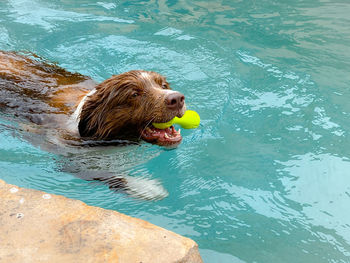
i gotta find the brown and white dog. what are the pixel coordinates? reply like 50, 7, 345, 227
0, 50, 187, 199
0, 50, 185, 146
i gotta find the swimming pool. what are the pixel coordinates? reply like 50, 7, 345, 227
1, 0, 350, 262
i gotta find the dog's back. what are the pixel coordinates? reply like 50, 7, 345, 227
0, 51, 95, 127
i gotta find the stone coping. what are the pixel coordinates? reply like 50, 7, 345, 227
0, 180, 203, 263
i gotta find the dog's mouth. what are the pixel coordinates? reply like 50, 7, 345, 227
141, 125, 182, 146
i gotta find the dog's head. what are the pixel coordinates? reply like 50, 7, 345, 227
78, 70, 186, 146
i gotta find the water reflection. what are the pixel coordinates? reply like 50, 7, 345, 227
278, 153, 350, 248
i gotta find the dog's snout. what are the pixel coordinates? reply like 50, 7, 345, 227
165, 92, 185, 110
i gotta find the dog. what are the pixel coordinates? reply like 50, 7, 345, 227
0, 50, 187, 200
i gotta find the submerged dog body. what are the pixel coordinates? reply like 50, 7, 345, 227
0, 50, 186, 200
0, 51, 185, 146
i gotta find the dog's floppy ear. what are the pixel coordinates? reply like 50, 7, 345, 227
78, 71, 152, 139
78, 74, 130, 139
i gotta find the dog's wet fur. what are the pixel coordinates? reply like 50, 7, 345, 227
0, 50, 186, 200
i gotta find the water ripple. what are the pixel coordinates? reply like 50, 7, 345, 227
8, 0, 133, 31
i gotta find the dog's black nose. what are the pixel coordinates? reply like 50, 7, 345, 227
165, 92, 185, 110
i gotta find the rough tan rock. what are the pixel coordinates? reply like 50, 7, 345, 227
0, 180, 203, 263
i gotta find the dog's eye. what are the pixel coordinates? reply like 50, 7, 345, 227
162, 84, 168, 89
131, 92, 139, 98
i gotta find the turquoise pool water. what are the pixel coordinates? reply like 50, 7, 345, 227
1, 0, 350, 262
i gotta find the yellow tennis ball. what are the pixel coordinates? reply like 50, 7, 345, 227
152, 110, 200, 129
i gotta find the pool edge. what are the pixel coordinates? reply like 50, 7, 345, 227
0, 179, 203, 263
